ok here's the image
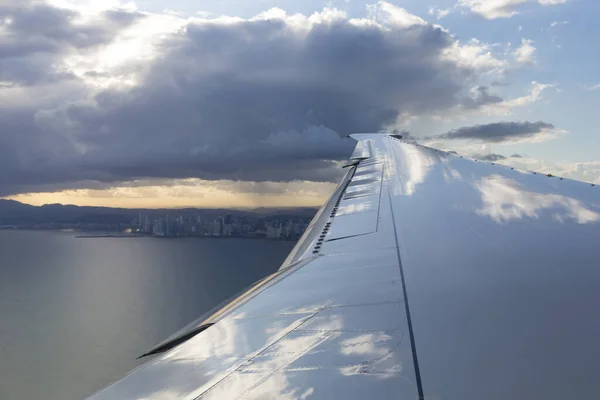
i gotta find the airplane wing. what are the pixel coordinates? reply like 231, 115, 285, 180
88, 134, 600, 400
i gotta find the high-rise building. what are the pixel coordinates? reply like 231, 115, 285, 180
213, 220, 222, 236
138, 212, 144, 231
153, 218, 165, 237
218, 216, 225, 236
144, 215, 151, 233
266, 222, 283, 239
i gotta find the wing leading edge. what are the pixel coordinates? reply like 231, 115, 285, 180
88, 134, 600, 400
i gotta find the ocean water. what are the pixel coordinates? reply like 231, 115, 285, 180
0, 230, 295, 400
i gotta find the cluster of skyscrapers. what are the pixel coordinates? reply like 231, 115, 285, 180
136, 212, 309, 240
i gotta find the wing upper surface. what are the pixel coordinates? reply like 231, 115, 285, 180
381, 136, 600, 400
88, 134, 419, 400
88, 134, 600, 400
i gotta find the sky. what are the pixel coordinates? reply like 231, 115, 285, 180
1, 0, 599, 208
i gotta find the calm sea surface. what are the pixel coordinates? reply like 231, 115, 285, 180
0, 230, 295, 400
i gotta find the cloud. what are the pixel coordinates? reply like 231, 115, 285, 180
439, 121, 558, 143
472, 153, 506, 161
366, 1, 427, 27
549, 20, 568, 28
584, 83, 600, 91
458, 0, 568, 19
0, 1, 514, 197
502, 81, 552, 106
475, 175, 599, 224
513, 39, 536, 65
470, 153, 523, 162
462, 86, 504, 109
441, 38, 508, 74
423, 137, 600, 187
423, 142, 600, 186
0, 1, 142, 85
428, 80, 554, 120
500, 158, 600, 185
428, 7, 452, 19
9, 179, 338, 208
481, 81, 554, 115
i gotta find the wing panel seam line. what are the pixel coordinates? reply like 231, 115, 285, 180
386, 180, 425, 400
375, 157, 385, 231
192, 309, 324, 400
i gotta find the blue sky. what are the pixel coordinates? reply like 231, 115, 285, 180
2, 0, 599, 207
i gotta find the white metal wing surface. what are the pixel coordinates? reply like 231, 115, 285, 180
88, 134, 600, 400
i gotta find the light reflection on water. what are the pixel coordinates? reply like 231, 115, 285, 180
0, 230, 294, 400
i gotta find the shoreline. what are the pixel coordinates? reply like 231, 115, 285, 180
1, 228, 300, 241
76, 234, 296, 241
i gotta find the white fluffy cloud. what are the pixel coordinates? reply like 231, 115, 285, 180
428, 7, 452, 19
458, 0, 568, 19
514, 39, 536, 65
481, 81, 554, 115
442, 38, 508, 74
475, 174, 599, 224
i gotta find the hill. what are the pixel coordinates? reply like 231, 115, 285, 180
0, 200, 317, 225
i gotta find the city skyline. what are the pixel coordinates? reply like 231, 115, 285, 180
139, 212, 309, 240
0, 199, 312, 239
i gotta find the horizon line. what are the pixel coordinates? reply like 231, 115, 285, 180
0, 198, 319, 211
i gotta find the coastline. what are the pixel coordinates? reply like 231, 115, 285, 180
75, 234, 296, 241
1, 228, 301, 241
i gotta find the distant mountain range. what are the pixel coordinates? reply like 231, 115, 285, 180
0, 199, 317, 226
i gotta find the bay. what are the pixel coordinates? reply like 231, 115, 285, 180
0, 230, 295, 400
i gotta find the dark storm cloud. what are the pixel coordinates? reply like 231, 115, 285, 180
439, 121, 555, 143
0, 4, 512, 196
0, 2, 141, 85
472, 153, 506, 162
472, 153, 523, 162
462, 86, 503, 109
